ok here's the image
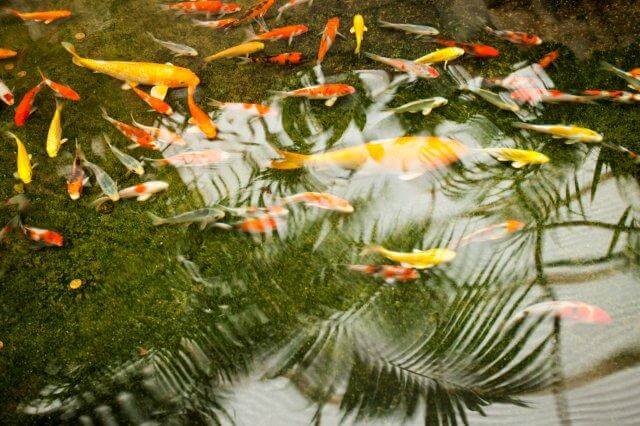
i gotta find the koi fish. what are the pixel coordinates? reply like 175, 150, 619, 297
38, 69, 80, 101
187, 86, 217, 139
513, 122, 603, 143
82, 159, 120, 202
484, 26, 542, 46
457, 220, 525, 248
91, 181, 169, 209
147, 32, 198, 57
348, 264, 420, 284
208, 99, 274, 117
204, 41, 264, 62
145, 149, 239, 167
14, 82, 44, 127
461, 84, 520, 112
0, 48, 17, 59
6, 132, 32, 184
378, 20, 438, 36
67, 142, 86, 200
273, 83, 355, 106
515, 301, 611, 324
46, 100, 67, 158
484, 147, 550, 168
386, 97, 447, 115
0, 79, 14, 105
6, 9, 71, 24
414, 47, 464, 65
217, 204, 289, 218
161, 1, 240, 15
21, 223, 64, 247
583, 89, 640, 103
232, 0, 275, 26
104, 135, 144, 175
242, 52, 304, 65
232, 214, 283, 234
61, 42, 200, 88
538, 89, 595, 104
361, 246, 456, 269
3, 194, 30, 211
350, 15, 367, 54
317, 17, 340, 65
192, 18, 238, 29
601, 62, 640, 91
101, 107, 159, 150
148, 208, 225, 228
276, 0, 312, 21
430, 37, 499, 58
127, 82, 173, 115
538, 50, 559, 68
130, 117, 186, 146
365, 52, 439, 79
281, 192, 354, 213
0, 216, 19, 242
248, 25, 308, 44
271, 136, 469, 179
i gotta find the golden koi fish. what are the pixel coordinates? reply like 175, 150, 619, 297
6, 132, 32, 184
361, 246, 456, 269
484, 147, 549, 168
204, 41, 264, 62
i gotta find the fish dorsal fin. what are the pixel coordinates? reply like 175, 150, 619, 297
364, 26, 368, 31
150, 85, 168, 100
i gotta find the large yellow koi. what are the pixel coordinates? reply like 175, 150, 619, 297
6, 132, 32, 184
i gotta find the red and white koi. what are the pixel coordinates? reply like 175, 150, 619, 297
0, 79, 14, 105
248, 25, 308, 44
208, 99, 275, 117
280, 192, 354, 213
39, 69, 80, 101
21, 224, 64, 247
484, 26, 542, 46
127, 82, 173, 115
192, 18, 238, 29
515, 301, 611, 324
583, 89, 640, 103
317, 17, 340, 65
242, 52, 305, 65
456, 220, 525, 248
101, 107, 160, 150
161, 1, 240, 15
273, 83, 355, 106
348, 264, 420, 284
91, 181, 169, 209
14, 82, 44, 127
365, 52, 439, 79
276, 0, 313, 21
130, 117, 187, 146
429, 37, 499, 58
146, 149, 239, 167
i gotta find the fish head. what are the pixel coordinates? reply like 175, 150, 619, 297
532, 152, 551, 164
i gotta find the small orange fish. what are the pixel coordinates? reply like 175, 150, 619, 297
232, 0, 274, 26
67, 143, 86, 200
538, 50, 559, 69
6, 8, 72, 23
431, 37, 499, 58
14, 82, 44, 127
275, 83, 355, 106
250, 25, 308, 44
484, 26, 542, 46
22, 224, 64, 247
0, 48, 17, 59
237, 215, 281, 234
281, 192, 354, 213
457, 220, 525, 248
245, 52, 304, 65
39, 69, 80, 101
128, 83, 173, 115
161, 1, 240, 15
101, 107, 159, 150
348, 264, 420, 284
187, 86, 217, 139
317, 17, 340, 65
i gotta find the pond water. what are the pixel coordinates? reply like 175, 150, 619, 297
1, 0, 640, 424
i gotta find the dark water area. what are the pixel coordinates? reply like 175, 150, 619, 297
1, 0, 639, 424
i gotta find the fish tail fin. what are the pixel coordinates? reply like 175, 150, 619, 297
270, 147, 308, 170
359, 245, 381, 256
600, 61, 615, 72
99, 106, 112, 122
142, 157, 167, 168
75, 139, 87, 163
212, 223, 233, 231
207, 99, 225, 108
275, 10, 284, 21
146, 31, 158, 42
146, 212, 167, 226
512, 122, 534, 131
3, 8, 19, 17
37, 67, 48, 84
363, 52, 381, 62
61, 42, 85, 67
242, 27, 257, 43
159, 4, 171, 11
378, 19, 391, 28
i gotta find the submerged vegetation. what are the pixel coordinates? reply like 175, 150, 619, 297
0, 0, 639, 424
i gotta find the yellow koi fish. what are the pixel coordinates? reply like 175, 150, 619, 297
61, 42, 200, 88
46, 100, 67, 157
513, 122, 603, 143
484, 147, 549, 168
6, 132, 32, 184
204, 41, 264, 62
361, 245, 456, 269
271, 136, 469, 180
414, 47, 464, 65
350, 14, 367, 55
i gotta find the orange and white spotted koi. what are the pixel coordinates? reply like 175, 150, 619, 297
248, 25, 308, 44
280, 192, 354, 213
583, 89, 640, 103
208, 99, 275, 117
242, 52, 304, 65
101, 107, 159, 150
317, 17, 340, 65
161, 1, 240, 15
21, 223, 64, 247
91, 181, 169, 209
484, 26, 542, 46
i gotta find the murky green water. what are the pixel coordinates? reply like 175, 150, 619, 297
1, 0, 640, 424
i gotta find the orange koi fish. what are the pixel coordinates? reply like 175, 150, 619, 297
21, 223, 64, 247
276, 0, 313, 20
249, 25, 308, 44
128, 82, 173, 115
192, 18, 238, 29
5, 9, 72, 24
484, 26, 542, 46
187, 86, 217, 139
14, 82, 44, 127
539, 89, 596, 104
0, 79, 14, 105
38, 69, 80, 101
348, 264, 419, 284
317, 17, 340, 65
456, 220, 525, 248
146, 149, 239, 167
0, 48, 17, 59
583, 89, 640, 103
515, 301, 611, 324
274, 83, 355, 106
100, 107, 159, 150
208, 99, 274, 117
281, 192, 354, 213
430, 37, 499, 58
236, 215, 282, 234
538, 50, 559, 68
67, 143, 86, 200
130, 117, 186, 146
161, 1, 240, 15
243, 52, 304, 65
232, 0, 275, 26
630, 68, 640, 78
